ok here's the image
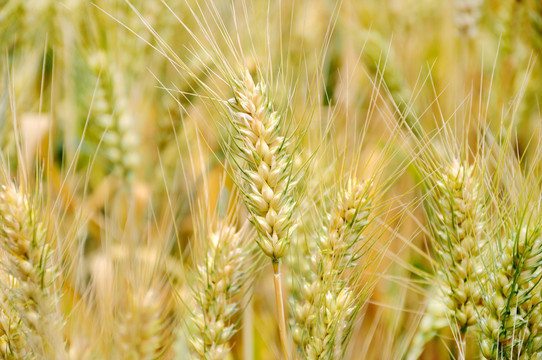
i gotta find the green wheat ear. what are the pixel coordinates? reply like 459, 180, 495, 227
479, 221, 542, 359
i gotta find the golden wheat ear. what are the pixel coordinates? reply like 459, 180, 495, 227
290, 178, 375, 360
0, 183, 67, 359
187, 220, 257, 360
226, 70, 296, 262
224, 70, 298, 359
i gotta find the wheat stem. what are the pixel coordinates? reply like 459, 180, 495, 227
243, 298, 254, 360
458, 331, 466, 360
273, 261, 290, 360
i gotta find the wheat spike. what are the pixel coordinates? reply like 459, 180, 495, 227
292, 178, 372, 359
452, 0, 483, 38
427, 160, 485, 331
189, 223, 253, 360
0, 183, 67, 359
479, 225, 542, 359
116, 285, 175, 360
227, 71, 296, 261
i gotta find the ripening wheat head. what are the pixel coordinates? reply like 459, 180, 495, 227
188, 220, 256, 360
479, 221, 542, 359
426, 158, 485, 332
310, 178, 373, 360
0, 182, 67, 360
288, 174, 375, 360
86, 51, 140, 183
408, 114, 488, 359
478, 141, 542, 359
226, 70, 296, 262
116, 281, 175, 360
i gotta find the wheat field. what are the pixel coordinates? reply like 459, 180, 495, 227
1, 0, 542, 359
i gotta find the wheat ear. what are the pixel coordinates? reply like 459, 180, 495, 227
116, 284, 175, 360
0, 183, 67, 359
87, 51, 140, 182
406, 289, 449, 360
0, 276, 30, 359
424, 159, 485, 358
479, 224, 542, 359
452, 0, 483, 38
227, 71, 296, 359
189, 223, 253, 359
292, 178, 372, 359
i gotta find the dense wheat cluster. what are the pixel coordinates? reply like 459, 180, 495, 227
2, 0, 542, 359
